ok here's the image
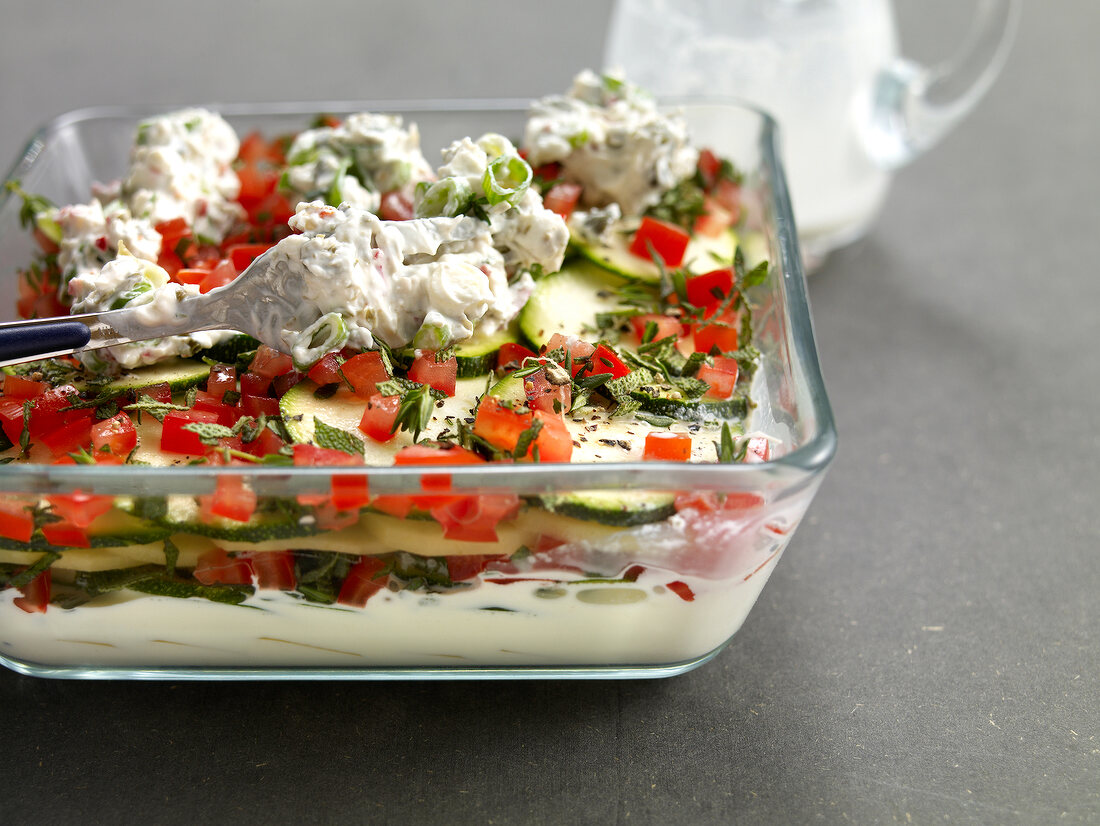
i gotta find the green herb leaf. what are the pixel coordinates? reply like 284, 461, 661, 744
313, 417, 364, 456
512, 417, 544, 459
181, 421, 235, 446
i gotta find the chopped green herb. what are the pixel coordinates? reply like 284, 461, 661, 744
313, 417, 364, 456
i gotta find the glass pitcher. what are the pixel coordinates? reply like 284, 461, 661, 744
604, 0, 1021, 266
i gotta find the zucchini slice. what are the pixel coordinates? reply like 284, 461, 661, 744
519, 259, 635, 347
573, 220, 738, 283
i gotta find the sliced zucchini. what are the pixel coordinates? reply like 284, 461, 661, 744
519, 259, 634, 347
195, 334, 260, 364
105, 358, 211, 395
573, 219, 738, 283
279, 377, 488, 464
453, 324, 518, 378
631, 389, 750, 423
0, 534, 215, 572
150, 495, 321, 544
538, 490, 677, 527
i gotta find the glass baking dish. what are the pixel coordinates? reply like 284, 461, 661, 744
0, 100, 836, 680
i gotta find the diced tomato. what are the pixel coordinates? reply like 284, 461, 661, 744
312, 500, 362, 531
199, 259, 238, 294
629, 313, 682, 343
430, 493, 522, 542
666, 580, 695, 602
393, 443, 484, 467
236, 426, 285, 459
138, 382, 172, 404
2, 374, 47, 399
331, 473, 370, 510
358, 394, 401, 442
175, 268, 209, 285
160, 409, 220, 455
0, 501, 34, 543
0, 397, 26, 444
193, 548, 253, 586
47, 490, 114, 528
227, 243, 273, 271
685, 268, 735, 313
589, 344, 631, 380
243, 551, 296, 590
337, 556, 388, 607
14, 569, 51, 614
542, 182, 582, 220
206, 363, 237, 401
629, 216, 690, 268
446, 554, 505, 582
723, 491, 767, 511
496, 342, 537, 370
292, 443, 363, 467
239, 372, 272, 397
238, 130, 285, 165
692, 321, 739, 355
249, 346, 295, 379
239, 394, 280, 418
523, 367, 571, 416
306, 353, 345, 387
531, 161, 561, 180
693, 196, 736, 237
712, 178, 742, 217
697, 148, 722, 190
155, 217, 190, 250
542, 334, 596, 376
341, 351, 390, 398
471, 398, 572, 462
192, 390, 239, 426
206, 474, 257, 522
697, 363, 738, 400
33, 227, 60, 255
40, 521, 89, 548
39, 414, 93, 457
408, 350, 457, 397
378, 190, 415, 221
744, 436, 771, 464
272, 370, 305, 397
369, 495, 416, 519
644, 431, 692, 461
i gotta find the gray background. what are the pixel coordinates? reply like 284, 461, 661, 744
0, 1, 1096, 823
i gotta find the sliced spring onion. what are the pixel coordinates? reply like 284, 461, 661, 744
482, 155, 532, 208
292, 312, 350, 370
415, 177, 474, 218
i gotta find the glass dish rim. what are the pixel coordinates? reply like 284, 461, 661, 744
0, 97, 837, 494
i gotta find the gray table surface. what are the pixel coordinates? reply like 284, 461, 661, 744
0, 2, 1096, 823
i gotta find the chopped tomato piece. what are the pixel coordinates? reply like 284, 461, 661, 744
644, 431, 692, 461
248, 345, 295, 379
693, 196, 736, 237
193, 548, 253, 586
542, 182, 582, 220
192, 390, 239, 426
14, 569, 51, 614
471, 398, 572, 462
227, 243, 273, 271
306, 353, 345, 387
542, 334, 596, 376
175, 268, 209, 285
239, 372, 272, 397
272, 370, 305, 397
692, 321, 739, 355
712, 178, 742, 217
39, 415, 93, 457
666, 580, 695, 602
697, 363, 738, 400
199, 259, 238, 294
2, 374, 47, 399
160, 409, 220, 455
497, 342, 537, 369
589, 344, 631, 380
531, 411, 573, 462
358, 394, 401, 442
47, 490, 114, 528
523, 367, 571, 416
331, 473, 370, 510
0, 501, 34, 543
429, 493, 522, 542
697, 148, 722, 190
138, 382, 172, 404
155, 217, 190, 249
629, 313, 682, 343
337, 556, 388, 607
393, 443, 484, 467
242, 551, 296, 590
206, 363, 237, 401
378, 190, 415, 221
629, 216, 690, 268
206, 474, 257, 523
40, 521, 89, 548
0, 397, 26, 444
446, 554, 508, 582
341, 351, 390, 398
408, 350, 457, 397
744, 436, 771, 463
685, 268, 735, 313
239, 394, 280, 418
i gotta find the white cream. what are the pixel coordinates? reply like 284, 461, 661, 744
54, 199, 162, 295
0, 550, 783, 670
283, 113, 435, 212
524, 70, 699, 216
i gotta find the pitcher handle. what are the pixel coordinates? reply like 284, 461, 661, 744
862, 0, 1021, 168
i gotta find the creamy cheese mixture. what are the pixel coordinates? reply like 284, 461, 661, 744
282, 113, 434, 212
524, 69, 698, 216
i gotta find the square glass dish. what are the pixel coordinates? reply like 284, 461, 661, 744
0, 100, 835, 680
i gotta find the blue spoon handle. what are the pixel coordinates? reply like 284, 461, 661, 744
0, 319, 92, 364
